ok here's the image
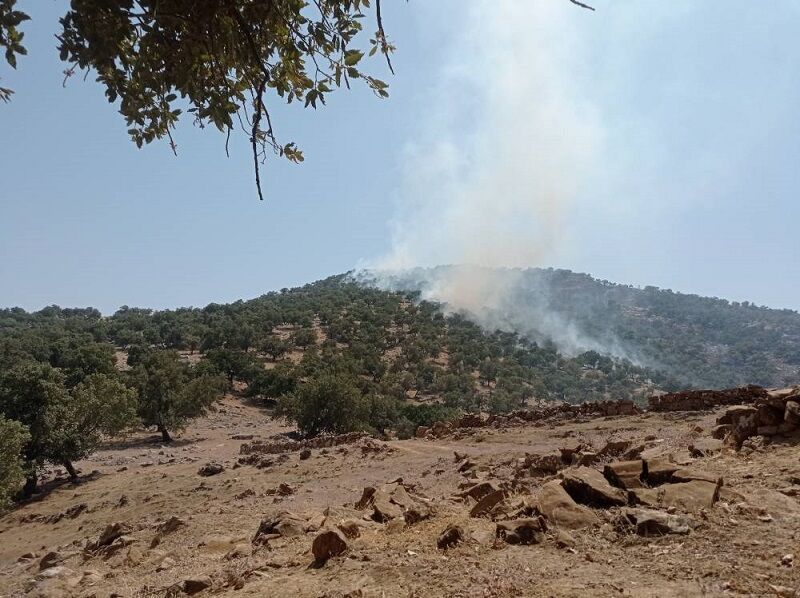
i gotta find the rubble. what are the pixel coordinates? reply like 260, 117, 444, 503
648, 385, 768, 411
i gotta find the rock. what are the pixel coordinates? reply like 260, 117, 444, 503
460, 481, 498, 501
660, 480, 720, 512
785, 401, 800, 425
437, 525, 464, 549
769, 585, 797, 598
277, 482, 294, 496
18, 552, 37, 562
757, 404, 784, 427
644, 458, 679, 485
711, 424, 732, 440
688, 438, 724, 457
337, 520, 361, 539
156, 556, 176, 571
415, 426, 430, 438
404, 503, 433, 525
371, 490, 403, 522
559, 442, 586, 464
552, 529, 577, 549
671, 468, 723, 486
198, 462, 224, 477
623, 508, 692, 536
495, 518, 547, 545
561, 467, 627, 507
717, 405, 757, 426
299, 448, 312, 460
535, 480, 598, 530
38, 551, 62, 571
157, 516, 186, 534
603, 460, 644, 489
470, 489, 506, 518
597, 440, 631, 458
88, 522, 132, 552
525, 453, 563, 475
36, 566, 76, 581
253, 511, 307, 543
312, 529, 348, 563
628, 487, 661, 508
182, 575, 213, 595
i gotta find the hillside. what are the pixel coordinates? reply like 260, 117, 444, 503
0, 276, 670, 436
368, 266, 800, 389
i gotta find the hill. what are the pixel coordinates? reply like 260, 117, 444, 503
0, 275, 670, 440
367, 266, 800, 389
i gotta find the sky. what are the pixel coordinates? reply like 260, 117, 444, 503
1, 0, 799, 314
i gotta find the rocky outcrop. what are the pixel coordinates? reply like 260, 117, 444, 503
717, 387, 800, 448
648, 385, 767, 412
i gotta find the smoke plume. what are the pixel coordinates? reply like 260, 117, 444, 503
361, 1, 609, 354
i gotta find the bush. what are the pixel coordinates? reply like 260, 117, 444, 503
276, 373, 366, 437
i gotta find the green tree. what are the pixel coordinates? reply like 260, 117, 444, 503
292, 327, 317, 349
260, 335, 289, 361
276, 373, 365, 437
134, 351, 225, 442
0, 363, 137, 491
0, 415, 29, 509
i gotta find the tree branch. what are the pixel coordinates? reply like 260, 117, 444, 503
568, 0, 595, 10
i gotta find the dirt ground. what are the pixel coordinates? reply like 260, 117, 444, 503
1, 395, 799, 598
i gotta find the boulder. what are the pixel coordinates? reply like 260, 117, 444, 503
644, 458, 679, 485
157, 516, 186, 535
437, 525, 464, 549
561, 467, 627, 507
470, 489, 506, 518
312, 530, 348, 563
371, 490, 404, 522
336, 520, 361, 539
660, 480, 719, 512
711, 424, 732, 440
460, 482, 498, 501
415, 426, 430, 438
628, 487, 660, 508
785, 401, 800, 426
495, 518, 547, 545
623, 508, 692, 536
717, 405, 757, 426
535, 480, 598, 530
603, 460, 644, 489
670, 468, 722, 486
38, 551, 62, 571
299, 448, 312, 460
252, 511, 307, 543
197, 463, 224, 477
757, 404, 784, 427
597, 440, 631, 458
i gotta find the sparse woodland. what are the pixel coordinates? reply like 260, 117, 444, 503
1, 270, 799, 504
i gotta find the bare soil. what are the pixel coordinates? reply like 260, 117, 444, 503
1, 395, 799, 597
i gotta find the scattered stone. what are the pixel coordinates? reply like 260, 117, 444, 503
437, 525, 464, 550
198, 463, 224, 477
644, 458, 679, 485
495, 518, 547, 545
688, 438, 724, 457
253, 511, 307, 543
157, 516, 186, 535
660, 480, 720, 512
561, 467, 627, 507
460, 482, 498, 502
622, 508, 692, 536
337, 520, 361, 539
299, 448, 312, 460
535, 480, 598, 530
470, 489, 506, 518
603, 460, 645, 489
312, 530, 348, 563
277, 482, 294, 496
552, 529, 577, 549
38, 551, 62, 571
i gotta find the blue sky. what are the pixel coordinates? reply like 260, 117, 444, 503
1, 1, 799, 313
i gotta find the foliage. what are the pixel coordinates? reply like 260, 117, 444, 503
0, 415, 29, 509
133, 350, 225, 441
276, 372, 366, 437
2, 0, 396, 199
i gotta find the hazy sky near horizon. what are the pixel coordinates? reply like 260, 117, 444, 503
1, 1, 799, 314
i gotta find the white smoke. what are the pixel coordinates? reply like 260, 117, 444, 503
359, 1, 611, 354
